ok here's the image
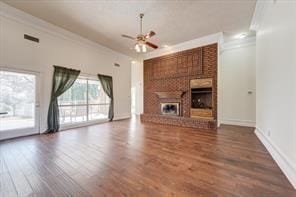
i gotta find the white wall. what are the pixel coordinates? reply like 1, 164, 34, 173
219, 42, 256, 127
0, 3, 132, 133
131, 61, 143, 115
252, 0, 296, 188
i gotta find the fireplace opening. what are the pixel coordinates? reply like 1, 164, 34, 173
161, 102, 180, 116
191, 88, 212, 109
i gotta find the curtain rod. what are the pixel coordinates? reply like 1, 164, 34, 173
80, 72, 112, 78
79, 72, 98, 79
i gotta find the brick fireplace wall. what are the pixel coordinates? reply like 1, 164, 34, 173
141, 43, 218, 129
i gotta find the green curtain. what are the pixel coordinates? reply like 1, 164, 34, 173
98, 74, 114, 121
47, 66, 80, 133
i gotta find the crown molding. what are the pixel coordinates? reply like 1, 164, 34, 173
250, 0, 273, 31
221, 36, 256, 52
0, 2, 132, 60
142, 32, 223, 60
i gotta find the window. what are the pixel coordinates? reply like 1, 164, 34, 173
58, 77, 110, 125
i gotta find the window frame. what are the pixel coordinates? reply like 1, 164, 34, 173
58, 74, 110, 130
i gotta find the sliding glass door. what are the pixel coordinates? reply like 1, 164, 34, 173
58, 78, 88, 124
0, 70, 39, 140
58, 77, 110, 127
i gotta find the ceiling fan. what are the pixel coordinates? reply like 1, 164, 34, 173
122, 13, 158, 53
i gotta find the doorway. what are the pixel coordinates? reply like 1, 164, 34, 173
0, 69, 39, 140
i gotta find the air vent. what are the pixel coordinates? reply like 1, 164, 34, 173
24, 34, 39, 43
114, 63, 120, 67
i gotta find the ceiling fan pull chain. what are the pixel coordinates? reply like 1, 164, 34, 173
140, 13, 144, 35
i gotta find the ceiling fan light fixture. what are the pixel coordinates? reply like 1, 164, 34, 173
122, 13, 158, 53
135, 44, 141, 52
142, 44, 147, 52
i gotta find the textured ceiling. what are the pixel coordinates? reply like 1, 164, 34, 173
4, 0, 256, 58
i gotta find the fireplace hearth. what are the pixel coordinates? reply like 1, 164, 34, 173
161, 103, 179, 116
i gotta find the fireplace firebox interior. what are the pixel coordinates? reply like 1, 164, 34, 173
161, 103, 180, 116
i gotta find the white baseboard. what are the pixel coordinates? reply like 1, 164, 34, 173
255, 128, 296, 189
220, 119, 256, 127
217, 121, 221, 127
113, 114, 131, 121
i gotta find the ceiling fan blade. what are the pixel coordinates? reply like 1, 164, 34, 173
145, 42, 158, 49
145, 31, 156, 39
121, 34, 136, 40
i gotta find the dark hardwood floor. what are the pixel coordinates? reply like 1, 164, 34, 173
1, 117, 295, 196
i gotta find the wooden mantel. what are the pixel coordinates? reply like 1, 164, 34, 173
155, 91, 185, 99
